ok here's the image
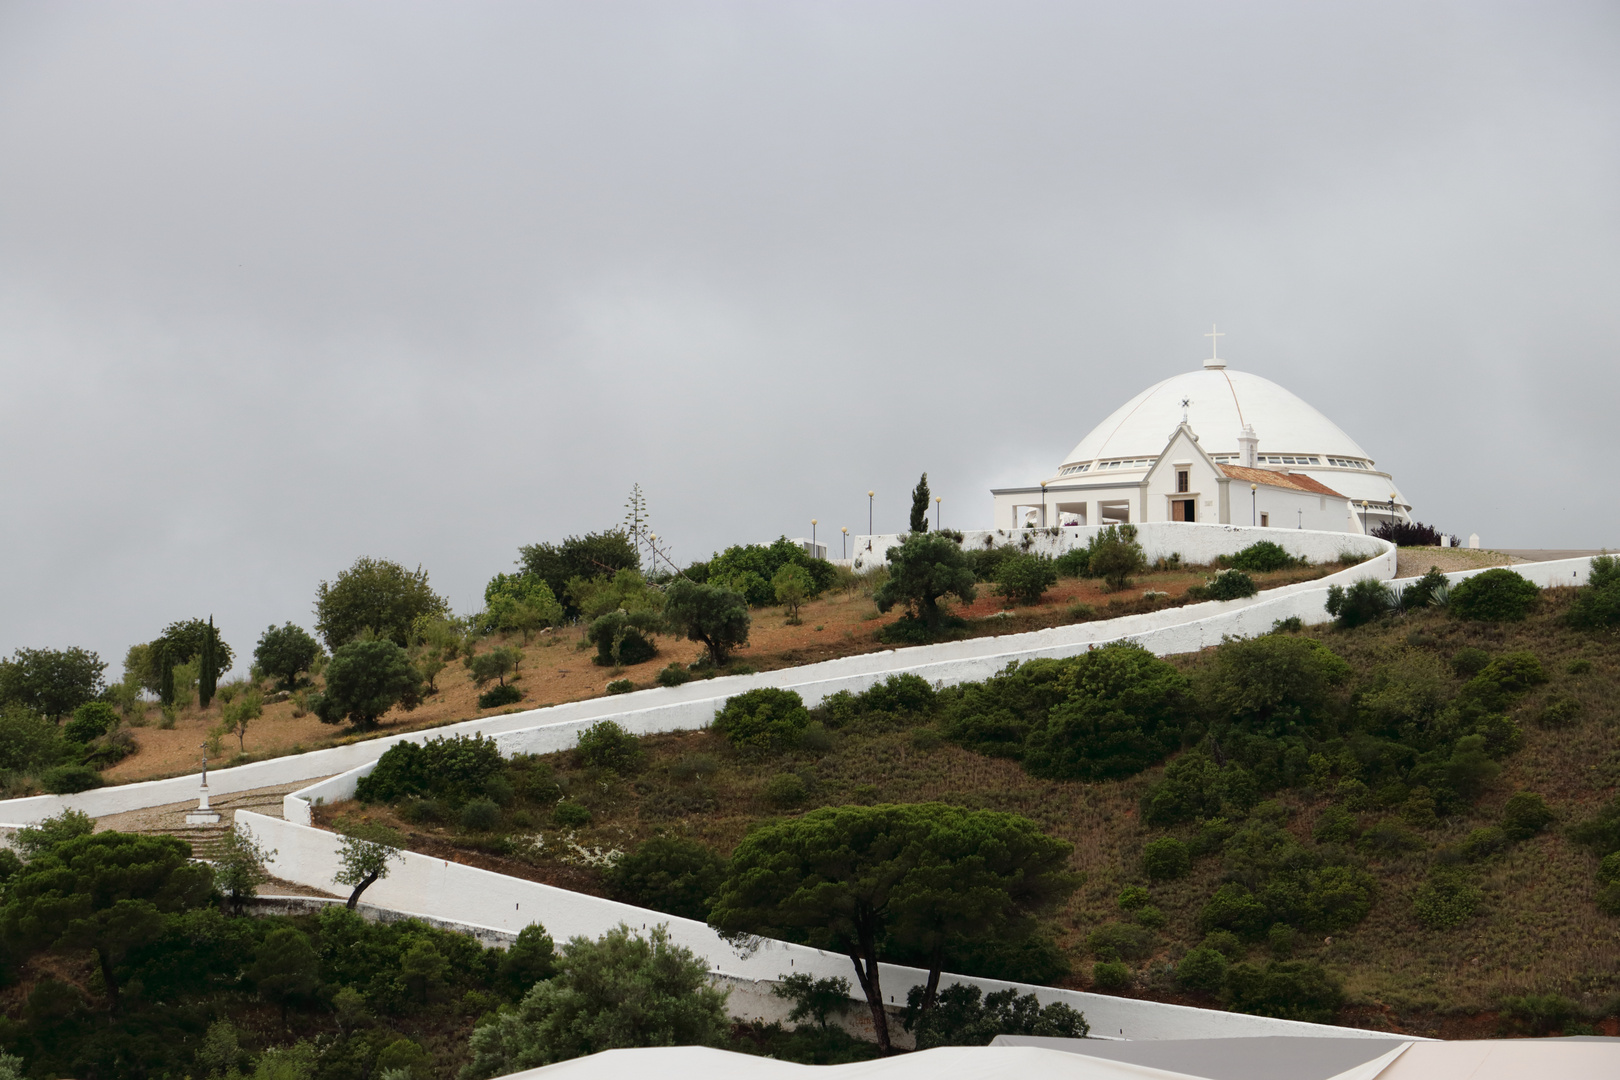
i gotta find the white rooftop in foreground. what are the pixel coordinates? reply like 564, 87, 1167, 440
495, 1038, 1620, 1080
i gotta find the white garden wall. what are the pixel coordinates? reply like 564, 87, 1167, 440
235, 810, 1406, 1043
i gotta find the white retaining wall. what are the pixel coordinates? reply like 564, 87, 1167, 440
235, 810, 1406, 1043
850, 522, 1387, 572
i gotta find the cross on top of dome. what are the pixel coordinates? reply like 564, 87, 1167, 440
1203, 324, 1226, 369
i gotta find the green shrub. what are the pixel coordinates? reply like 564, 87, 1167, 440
605, 680, 633, 695
1500, 791, 1555, 840
656, 663, 692, 687
1499, 992, 1581, 1036
994, 554, 1059, 605
1451, 647, 1491, 676
1133, 904, 1166, 929
1448, 568, 1539, 622
586, 611, 659, 667
1088, 525, 1147, 590
399, 797, 445, 825
63, 701, 118, 744
1224, 960, 1342, 1023
1598, 884, 1620, 917
1087, 921, 1153, 961
1267, 923, 1297, 959
1566, 579, 1620, 629
901, 983, 1089, 1049
460, 797, 500, 832
1199, 884, 1270, 938
1116, 885, 1150, 911
1325, 578, 1395, 628
967, 544, 1019, 583
713, 688, 810, 751
575, 720, 645, 773
1175, 947, 1228, 994
1400, 567, 1452, 610
1571, 795, 1620, 855
1019, 642, 1192, 783
872, 532, 977, 629
1312, 807, 1361, 845
1566, 658, 1593, 675
1413, 870, 1482, 929
603, 836, 726, 922
669, 753, 720, 782
1201, 930, 1245, 960
551, 801, 591, 827
1226, 541, 1298, 572
357, 734, 505, 806
1198, 570, 1258, 601
1052, 547, 1092, 578
478, 683, 523, 709
40, 764, 103, 793
1458, 826, 1508, 861
1091, 961, 1131, 990
1537, 694, 1581, 728
1142, 837, 1191, 880
763, 772, 809, 807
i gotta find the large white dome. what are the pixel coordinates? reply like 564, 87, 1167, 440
1048, 359, 1409, 511
1060, 367, 1369, 468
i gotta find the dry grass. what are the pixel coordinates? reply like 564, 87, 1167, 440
318, 587, 1620, 1035
103, 561, 1330, 784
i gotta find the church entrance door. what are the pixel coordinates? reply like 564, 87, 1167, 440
1171, 499, 1195, 522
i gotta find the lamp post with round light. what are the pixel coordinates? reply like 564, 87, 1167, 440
1040, 481, 1048, 528
867, 491, 874, 536
811, 519, 818, 559
1251, 483, 1257, 526
935, 496, 942, 531
841, 526, 848, 560
1360, 500, 1368, 534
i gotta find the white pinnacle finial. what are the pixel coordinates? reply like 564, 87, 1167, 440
1203, 324, 1225, 369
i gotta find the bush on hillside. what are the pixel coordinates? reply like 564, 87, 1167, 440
1400, 567, 1452, 610
656, 662, 692, 687
1175, 947, 1229, 995
575, 720, 645, 773
1500, 791, 1555, 840
902, 984, 1089, 1049
1192, 570, 1258, 601
1088, 525, 1147, 590
63, 701, 118, 744
586, 610, 660, 667
872, 532, 977, 630
714, 688, 810, 751
1142, 837, 1192, 880
1020, 643, 1192, 782
1225, 541, 1299, 572
1448, 568, 1540, 622
1224, 960, 1343, 1023
356, 734, 505, 807
1325, 578, 1396, 628
478, 683, 523, 709
1373, 520, 1452, 547
1053, 547, 1092, 578
604, 836, 727, 922
994, 553, 1059, 606
40, 763, 103, 793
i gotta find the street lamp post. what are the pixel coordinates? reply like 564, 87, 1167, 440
841, 526, 848, 560
867, 491, 874, 536
935, 496, 942, 531
1250, 483, 1257, 526
811, 519, 818, 558
1360, 500, 1368, 534
1040, 481, 1048, 528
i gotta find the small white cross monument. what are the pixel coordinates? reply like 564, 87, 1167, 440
185, 742, 221, 825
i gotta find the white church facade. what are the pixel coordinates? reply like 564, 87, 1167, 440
991, 334, 1412, 536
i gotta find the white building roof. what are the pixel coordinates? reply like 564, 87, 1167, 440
1059, 368, 1369, 471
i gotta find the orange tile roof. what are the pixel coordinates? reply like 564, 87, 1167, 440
1219, 464, 1346, 499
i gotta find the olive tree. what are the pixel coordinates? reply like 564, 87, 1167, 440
0, 646, 107, 721
663, 579, 750, 666
315, 639, 422, 731
333, 825, 406, 909
254, 623, 323, 689
314, 556, 449, 649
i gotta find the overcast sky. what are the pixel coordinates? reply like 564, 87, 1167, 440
2, 1, 1616, 676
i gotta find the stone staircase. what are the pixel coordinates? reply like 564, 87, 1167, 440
94, 780, 316, 861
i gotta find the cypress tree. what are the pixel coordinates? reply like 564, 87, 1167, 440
909, 472, 931, 534
158, 642, 175, 707
198, 616, 219, 709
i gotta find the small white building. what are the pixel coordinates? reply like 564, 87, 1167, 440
991, 340, 1411, 535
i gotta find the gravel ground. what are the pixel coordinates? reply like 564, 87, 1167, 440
1394, 548, 1518, 578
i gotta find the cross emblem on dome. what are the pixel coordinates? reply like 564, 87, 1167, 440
1181, 397, 1192, 423
1204, 324, 1224, 362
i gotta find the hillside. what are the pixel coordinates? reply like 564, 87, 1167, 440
102, 557, 1346, 785
323, 583, 1620, 1039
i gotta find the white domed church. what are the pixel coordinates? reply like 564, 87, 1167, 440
991, 332, 1412, 535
